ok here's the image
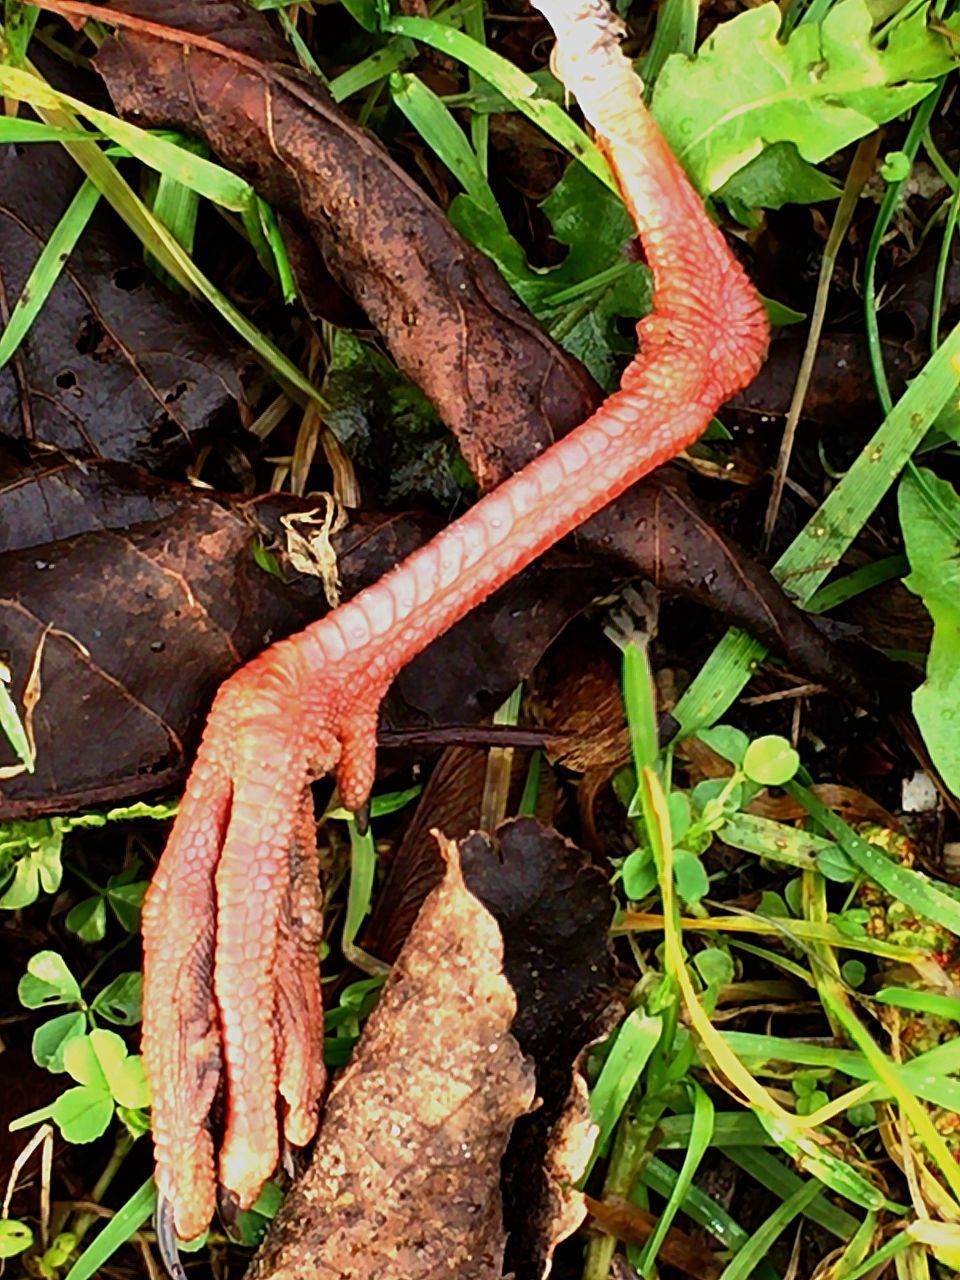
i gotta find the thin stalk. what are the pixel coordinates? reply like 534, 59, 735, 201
762, 133, 880, 550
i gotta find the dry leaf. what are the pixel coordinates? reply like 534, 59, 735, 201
250, 837, 536, 1280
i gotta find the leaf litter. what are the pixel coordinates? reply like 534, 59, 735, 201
249, 830, 610, 1280
3, 0, 960, 1277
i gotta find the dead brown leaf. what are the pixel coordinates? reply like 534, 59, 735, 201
583, 1194, 724, 1280
249, 836, 536, 1280
0, 457, 596, 817
0, 136, 254, 468
255, 820, 614, 1280
91, 0, 893, 713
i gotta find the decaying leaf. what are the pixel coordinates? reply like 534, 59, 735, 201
249, 836, 536, 1280
0, 458, 598, 816
254, 821, 614, 1280
95, 0, 599, 494
582, 1195, 724, 1280
92, 1, 893, 719
459, 820, 616, 1279
0, 141, 255, 469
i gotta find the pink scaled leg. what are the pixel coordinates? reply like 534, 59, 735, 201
142, 0, 769, 1241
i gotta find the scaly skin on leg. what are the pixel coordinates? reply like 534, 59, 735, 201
142, 0, 769, 1241
274, 789, 325, 1149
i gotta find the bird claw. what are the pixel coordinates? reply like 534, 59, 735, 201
142, 651, 350, 1241
155, 1196, 188, 1280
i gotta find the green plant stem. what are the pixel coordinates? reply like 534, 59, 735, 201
864, 84, 944, 411
762, 133, 880, 550
582, 1108, 659, 1280
931, 151, 960, 352
65, 1129, 136, 1250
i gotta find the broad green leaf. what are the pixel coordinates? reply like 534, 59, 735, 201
320, 331, 457, 508
18, 951, 81, 1007
674, 849, 710, 905
898, 468, 960, 795
92, 972, 142, 1026
63, 800, 178, 830
0, 674, 32, 771
718, 141, 840, 219
694, 946, 735, 992
66, 895, 107, 942
233, 1182, 285, 1247
62, 1034, 108, 1090
698, 724, 749, 766
815, 845, 859, 883
667, 791, 692, 844
623, 847, 659, 900
841, 959, 867, 987
450, 161, 651, 388
0, 820, 64, 909
652, 0, 957, 193
86, 1029, 150, 1108
32, 1012, 87, 1072
106, 871, 149, 933
51, 1085, 113, 1144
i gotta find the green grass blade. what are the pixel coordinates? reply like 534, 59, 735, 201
805, 554, 908, 613
641, 1156, 754, 1254
462, 0, 489, 172
328, 39, 414, 102
383, 15, 615, 192
723, 1146, 860, 1239
0, 179, 99, 368
637, 1082, 714, 1275
672, 319, 960, 735
623, 644, 659, 776
715, 1029, 960, 1114
643, 0, 698, 88
840, 1229, 913, 1280
816, 972, 960, 1205
343, 819, 378, 957
586, 1010, 662, 1176
390, 71, 497, 214
3, 0, 39, 65
719, 1180, 823, 1280
64, 1176, 155, 1280
0, 118, 94, 142
18, 82, 321, 405
875, 986, 960, 1020
657, 1110, 771, 1147
0, 65, 257, 212
790, 780, 960, 936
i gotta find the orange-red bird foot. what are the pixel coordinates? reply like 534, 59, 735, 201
142, 0, 769, 1248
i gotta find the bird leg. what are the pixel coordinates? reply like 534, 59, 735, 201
141, 0, 769, 1242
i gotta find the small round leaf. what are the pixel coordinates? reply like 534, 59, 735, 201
0, 1218, 33, 1258
743, 736, 800, 786
32, 1012, 86, 1072
18, 952, 81, 1008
